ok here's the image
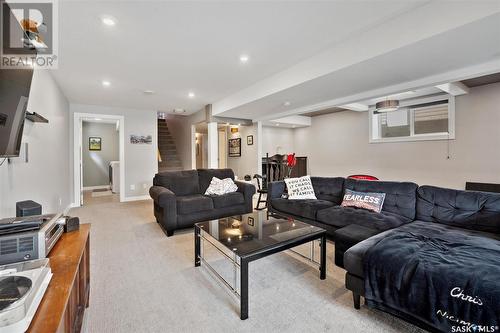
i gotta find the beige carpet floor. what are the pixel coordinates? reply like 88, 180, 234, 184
70, 197, 426, 333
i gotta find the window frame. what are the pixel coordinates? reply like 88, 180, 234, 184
368, 95, 455, 143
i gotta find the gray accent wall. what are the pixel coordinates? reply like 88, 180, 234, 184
0, 70, 71, 218
294, 82, 500, 190
82, 121, 119, 187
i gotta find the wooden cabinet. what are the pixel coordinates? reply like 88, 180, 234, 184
27, 224, 91, 333
289, 157, 307, 178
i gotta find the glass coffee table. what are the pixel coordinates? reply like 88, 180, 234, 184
194, 211, 327, 320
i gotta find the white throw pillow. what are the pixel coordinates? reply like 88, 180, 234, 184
284, 175, 317, 200
205, 177, 238, 196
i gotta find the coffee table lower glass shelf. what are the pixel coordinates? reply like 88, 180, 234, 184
194, 211, 327, 320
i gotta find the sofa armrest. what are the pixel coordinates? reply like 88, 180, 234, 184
268, 181, 285, 199
149, 186, 176, 206
267, 180, 285, 212
149, 186, 177, 234
235, 181, 256, 213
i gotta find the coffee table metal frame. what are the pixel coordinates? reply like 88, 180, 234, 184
194, 223, 327, 320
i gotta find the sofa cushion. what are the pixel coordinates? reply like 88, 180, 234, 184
210, 192, 245, 209
333, 224, 380, 268
344, 229, 393, 278
417, 185, 500, 233
311, 177, 345, 204
344, 221, 500, 279
154, 170, 200, 196
198, 169, 235, 194
344, 178, 418, 220
176, 195, 214, 215
316, 206, 412, 231
271, 198, 335, 220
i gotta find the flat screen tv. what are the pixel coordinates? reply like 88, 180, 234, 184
0, 68, 34, 157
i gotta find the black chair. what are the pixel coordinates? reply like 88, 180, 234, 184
253, 174, 267, 210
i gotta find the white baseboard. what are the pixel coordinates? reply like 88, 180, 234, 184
64, 202, 80, 214
122, 195, 151, 202
83, 185, 110, 191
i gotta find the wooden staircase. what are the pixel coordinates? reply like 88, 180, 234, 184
158, 119, 183, 172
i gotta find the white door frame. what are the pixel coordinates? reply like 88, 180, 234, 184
73, 112, 125, 205
191, 124, 196, 169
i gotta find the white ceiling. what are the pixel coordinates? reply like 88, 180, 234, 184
212, 3, 500, 120
50, 0, 428, 114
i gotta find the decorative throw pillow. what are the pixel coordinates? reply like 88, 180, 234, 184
341, 189, 386, 213
284, 175, 317, 200
205, 177, 238, 196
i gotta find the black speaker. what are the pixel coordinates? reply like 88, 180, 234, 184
64, 216, 80, 233
16, 200, 42, 217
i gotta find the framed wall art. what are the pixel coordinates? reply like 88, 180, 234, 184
89, 137, 102, 151
228, 138, 241, 157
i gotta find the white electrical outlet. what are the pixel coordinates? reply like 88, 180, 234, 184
130, 184, 136, 190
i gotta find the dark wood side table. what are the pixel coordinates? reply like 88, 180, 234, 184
27, 224, 91, 333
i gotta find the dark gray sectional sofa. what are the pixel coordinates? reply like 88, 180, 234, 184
269, 177, 500, 332
268, 177, 418, 266
149, 169, 255, 236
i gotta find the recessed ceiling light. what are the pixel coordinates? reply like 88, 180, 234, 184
239, 55, 249, 63
102, 80, 111, 87
188, 92, 195, 98
143, 90, 155, 95
283, 101, 291, 107
276, 123, 280, 126
173, 108, 186, 114
101, 16, 117, 26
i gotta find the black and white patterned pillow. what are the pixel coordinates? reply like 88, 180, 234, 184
205, 177, 238, 195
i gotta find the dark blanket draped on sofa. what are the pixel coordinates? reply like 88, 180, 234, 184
363, 221, 500, 332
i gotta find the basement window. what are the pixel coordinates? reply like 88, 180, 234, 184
369, 96, 455, 143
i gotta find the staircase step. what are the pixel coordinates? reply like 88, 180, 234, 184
157, 120, 184, 170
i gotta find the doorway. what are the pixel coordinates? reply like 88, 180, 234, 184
73, 113, 125, 206
195, 122, 208, 169
218, 129, 227, 168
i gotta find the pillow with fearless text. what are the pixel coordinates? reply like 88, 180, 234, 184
341, 189, 385, 213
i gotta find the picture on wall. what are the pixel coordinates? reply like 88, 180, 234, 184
228, 138, 241, 157
130, 135, 152, 144
89, 137, 102, 151
247, 216, 254, 226
247, 135, 253, 145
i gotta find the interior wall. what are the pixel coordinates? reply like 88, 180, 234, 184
226, 125, 257, 179
0, 70, 71, 218
294, 82, 500, 190
82, 122, 119, 188
262, 126, 295, 156
70, 104, 158, 201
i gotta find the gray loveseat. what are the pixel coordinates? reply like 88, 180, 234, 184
149, 169, 255, 236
